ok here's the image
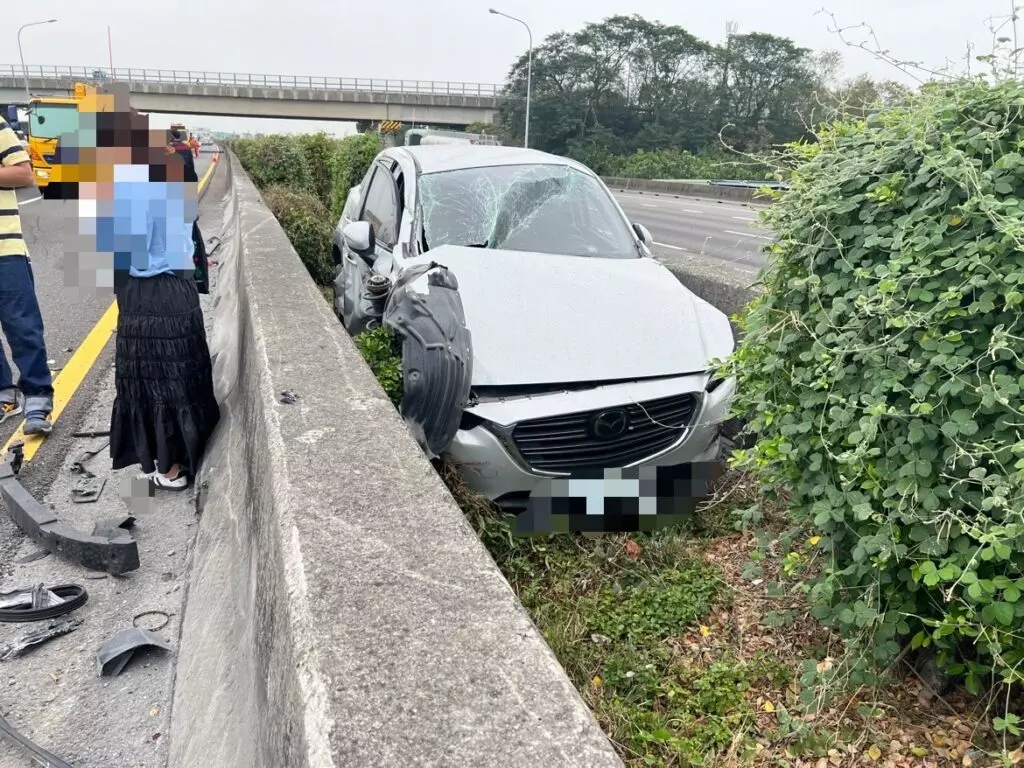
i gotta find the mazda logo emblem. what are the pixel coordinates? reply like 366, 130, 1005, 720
589, 409, 629, 440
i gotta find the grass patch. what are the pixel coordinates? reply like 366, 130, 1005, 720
437, 460, 1006, 766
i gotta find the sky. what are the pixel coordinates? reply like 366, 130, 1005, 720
9, 0, 1018, 135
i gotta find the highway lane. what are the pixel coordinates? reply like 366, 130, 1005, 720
0, 154, 213, 577
612, 190, 772, 275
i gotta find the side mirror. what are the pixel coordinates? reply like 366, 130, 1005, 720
343, 221, 376, 264
632, 222, 653, 246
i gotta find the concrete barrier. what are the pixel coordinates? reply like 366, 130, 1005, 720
661, 256, 762, 323
168, 152, 624, 768
602, 175, 778, 205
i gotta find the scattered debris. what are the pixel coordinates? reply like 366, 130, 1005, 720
0, 584, 88, 623
4, 441, 24, 476
71, 476, 106, 503
279, 389, 299, 404
70, 438, 109, 477
0, 711, 74, 768
133, 610, 171, 632
0, 618, 83, 661
96, 628, 172, 677
91, 516, 135, 540
14, 550, 50, 565
2, 459, 141, 574
71, 430, 111, 439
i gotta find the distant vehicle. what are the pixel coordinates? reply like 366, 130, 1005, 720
404, 128, 501, 147
27, 82, 100, 199
331, 145, 734, 507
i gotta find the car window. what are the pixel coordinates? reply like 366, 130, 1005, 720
360, 165, 398, 247
418, 163, 638, 259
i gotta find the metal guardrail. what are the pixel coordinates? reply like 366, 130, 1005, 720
0, 64, 506, 98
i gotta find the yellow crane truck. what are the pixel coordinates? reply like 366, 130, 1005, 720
26, 82, 111, 199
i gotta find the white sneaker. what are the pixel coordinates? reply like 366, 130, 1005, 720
151, 472, 189, 491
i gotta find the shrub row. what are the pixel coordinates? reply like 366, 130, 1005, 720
567, 143, 776, 181
230, 131, 383, 286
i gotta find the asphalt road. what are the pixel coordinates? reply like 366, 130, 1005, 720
613, 190, 772, 275
0, 154, 213, 578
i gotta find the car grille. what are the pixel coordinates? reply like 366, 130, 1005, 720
510, 393, 700, 473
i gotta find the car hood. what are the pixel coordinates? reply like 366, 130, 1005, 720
404, 247, 734, 387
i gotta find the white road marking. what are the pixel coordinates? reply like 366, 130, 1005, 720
682, 209, 701, 214
20, 196, 42, 205
654, 242, 686, 251
725, 229, 770, 240
732, 215, 757, 221
642, 203, 658, 208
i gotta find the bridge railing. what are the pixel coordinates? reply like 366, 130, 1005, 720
0, 65, 506, 97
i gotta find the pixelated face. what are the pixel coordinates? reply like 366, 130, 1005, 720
57, 83, 200, 295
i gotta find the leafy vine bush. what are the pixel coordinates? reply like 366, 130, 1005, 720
726, 80, 1024, 696
260, 185, 334, 286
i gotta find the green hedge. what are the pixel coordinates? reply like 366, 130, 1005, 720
329, 132, 383, 221
261, 185, 334, 286
231, 134, 313, 192
568, 143, 775, 181
726, 79, 1024, 698
295, 132, 339, 210
232, 131, 383, 287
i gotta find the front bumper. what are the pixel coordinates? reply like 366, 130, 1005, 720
445, 373, 735, 505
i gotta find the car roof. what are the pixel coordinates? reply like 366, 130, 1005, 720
386, 145, 594, 176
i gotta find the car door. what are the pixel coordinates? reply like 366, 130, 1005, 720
340, 161, 401, 333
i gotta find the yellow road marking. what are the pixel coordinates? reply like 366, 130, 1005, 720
2, 154, 220, 463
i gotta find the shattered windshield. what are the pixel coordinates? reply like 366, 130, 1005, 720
418, 163, 638, 258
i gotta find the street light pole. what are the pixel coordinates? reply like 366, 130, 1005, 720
489, 8, 532, 149
17, 19, 58, 102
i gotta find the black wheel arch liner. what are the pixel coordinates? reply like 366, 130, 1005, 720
382, 260, 473, 458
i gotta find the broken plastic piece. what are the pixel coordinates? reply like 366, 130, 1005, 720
70, 438, 109, 476
0, 712, 74, 768
0, 618, 83, 661
279, 389, 299, 404
14, 550, 50, 565
97, 628, 172, 677
92, 516, 136, 540
0, 583, 88, 623
4, 442, 24, 476
0, 464, 140, 575
71, 476, 106, 503
71, 430, 111, 438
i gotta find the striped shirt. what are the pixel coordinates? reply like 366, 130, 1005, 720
0, 119, 30, 258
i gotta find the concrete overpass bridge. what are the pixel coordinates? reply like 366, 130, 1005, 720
0, 65, 507, 126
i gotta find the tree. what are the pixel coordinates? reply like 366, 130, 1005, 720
497, 16, 824, 157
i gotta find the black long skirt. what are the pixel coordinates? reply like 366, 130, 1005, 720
110, 273, 220, 475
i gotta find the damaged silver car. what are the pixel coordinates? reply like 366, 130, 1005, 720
331, 145, 736, 507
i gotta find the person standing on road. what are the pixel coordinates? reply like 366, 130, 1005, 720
0, 118, 54, 435
169, 126, 198, 182
105, 120, 220, 491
